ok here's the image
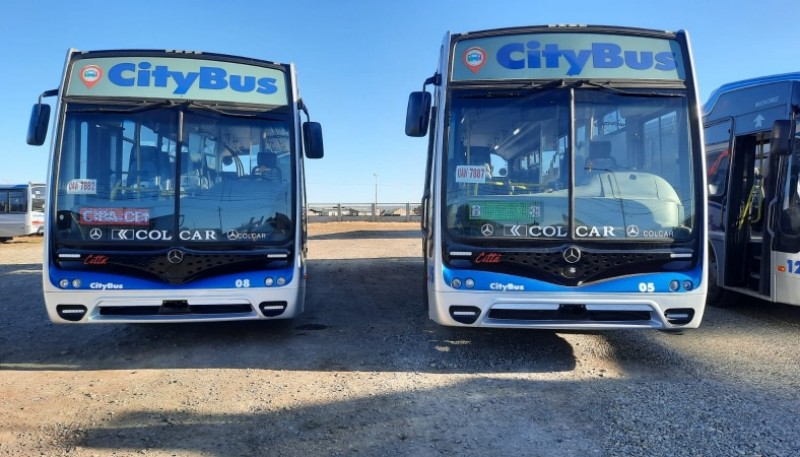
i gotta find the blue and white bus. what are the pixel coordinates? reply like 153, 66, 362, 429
27, 49, 323, 323
0, 182, 45, 242
406, 25, 707, 329
704, 72, 800, 307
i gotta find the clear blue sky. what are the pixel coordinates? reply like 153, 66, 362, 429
1, 0, 798, 203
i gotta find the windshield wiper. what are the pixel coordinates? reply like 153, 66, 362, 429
184, 101, 286, 120
572, 79, 686, 98
68, 100, 177, 114
70, 100, 285, 119
457, 79, 572, 99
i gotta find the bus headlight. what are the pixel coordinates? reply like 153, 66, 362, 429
265, 277, 274, 287
669, 280, 680, 292
465, 278, 475, 289
59, 279, 70, 288
72, 279, 81, 288
682, 280, 694, 291
451, 278, 462, 288
276, 277, 286, 286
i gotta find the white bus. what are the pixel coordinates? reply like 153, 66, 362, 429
704, 72, 800, 307
0, 182, 45, 242
27, 49, 323, 323
406, 25, 707, 330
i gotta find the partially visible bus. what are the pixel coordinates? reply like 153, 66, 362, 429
704, 72, 800, 306
0, 182, 45, 242
406, 25, 707, 330
27, 49, 323, 323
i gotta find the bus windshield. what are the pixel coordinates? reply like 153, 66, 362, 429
55, 103, 293, 247
445, 87, 695, 243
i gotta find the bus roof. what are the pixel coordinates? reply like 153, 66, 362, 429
0, 183, 42, 190
453, 24, 678, 39
703, 72, 800, 124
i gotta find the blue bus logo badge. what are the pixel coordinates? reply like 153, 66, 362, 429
463, 47, 487, 74
80, 65, 103, 89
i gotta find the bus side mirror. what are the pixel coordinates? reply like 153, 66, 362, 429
771, 120, 792, 156
27, 103, 51, 146
405, 91, 431, 137
303, 122, 324, 159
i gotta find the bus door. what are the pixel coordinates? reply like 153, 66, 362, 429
706, 119, 744, 290
727, 130, 775, 293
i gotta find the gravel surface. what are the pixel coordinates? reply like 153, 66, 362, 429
1, 222, 800, 456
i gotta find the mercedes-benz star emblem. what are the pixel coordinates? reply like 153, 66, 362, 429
227, 230, 239, 241
626, 225, 640, 237
480, 223, 494, 237
167, 249, 184, 264
89, 228, 103, 240
563, 246, 582, 264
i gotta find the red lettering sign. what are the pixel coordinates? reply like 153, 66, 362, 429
79, 207, 151, 226
84, 254, 110, 265
475, 252, 503, 263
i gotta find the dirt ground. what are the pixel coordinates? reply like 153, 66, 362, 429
2, 222, 800, 456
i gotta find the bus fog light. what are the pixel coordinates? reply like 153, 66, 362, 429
72, 279, 81, 288
265, 277, 274, 287
276, 277, 286, 286
59, 279, 70, 288
465, 278, 475, 289
669, 280, 680, 291
682, 280, 694, 291
451, 278, 462, 288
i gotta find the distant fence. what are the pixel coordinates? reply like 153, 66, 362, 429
308, 203, 421, 222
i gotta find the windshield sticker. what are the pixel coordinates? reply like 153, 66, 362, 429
493, 223, 674, 238
226, 230, 269, 241
67, 179, 97, 195
80, 207, 151, 226
456, 165, 487, 183
107, 229, 221, 241
87, 228, 270, 242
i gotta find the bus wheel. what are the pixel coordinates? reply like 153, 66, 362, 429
0, 237, 10, 243
707, 252, 739, 308
422, 256, 430, 312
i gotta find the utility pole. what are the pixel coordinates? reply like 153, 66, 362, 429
373, 173, 378, 206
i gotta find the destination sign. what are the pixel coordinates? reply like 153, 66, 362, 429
66, 55, 289, 106
453, 33, 685, 82
80, 207, 150, 226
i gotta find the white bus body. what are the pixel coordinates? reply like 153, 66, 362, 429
27, 49, 323, 323
0, 183, 45, 242
407, 25, 708, 330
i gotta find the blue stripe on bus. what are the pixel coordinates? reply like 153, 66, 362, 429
442, 266, 702, 293
48, 265, 295, 290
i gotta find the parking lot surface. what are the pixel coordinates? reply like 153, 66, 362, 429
1, 222, 800, 456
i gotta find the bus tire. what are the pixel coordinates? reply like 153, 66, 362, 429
707, 251, 739, 308
422, 256, 430, 312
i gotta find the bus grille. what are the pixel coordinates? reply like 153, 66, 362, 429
56, 249, 291, 284
488, 308, 652, 322
449, 248, 690, 287
98, 303, 254, 316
